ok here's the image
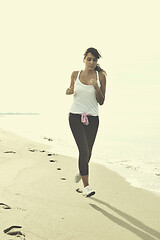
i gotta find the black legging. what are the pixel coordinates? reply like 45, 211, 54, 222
69, 113, 99, 176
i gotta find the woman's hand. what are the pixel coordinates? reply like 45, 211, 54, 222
66, 71, 78, 95
66, 87, 74, 95
89, 73, 106, 105
89, 78, 98, 88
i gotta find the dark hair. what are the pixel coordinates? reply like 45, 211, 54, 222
84, 47, 106, 75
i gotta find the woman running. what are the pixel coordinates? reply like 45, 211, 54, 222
66, 47, 106, 197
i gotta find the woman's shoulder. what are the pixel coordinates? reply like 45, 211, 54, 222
72, 70, 79, 76
71, 71, 79, 80
98, 70, 107, 77
98, 71, 107, 84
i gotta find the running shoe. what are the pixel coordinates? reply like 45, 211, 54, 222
83, 185, 95, 197
74, 173, 81, 183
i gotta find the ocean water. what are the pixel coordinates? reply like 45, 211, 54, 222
0, 113, 160, 197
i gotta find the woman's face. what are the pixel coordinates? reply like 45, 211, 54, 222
83, 52, 98, 70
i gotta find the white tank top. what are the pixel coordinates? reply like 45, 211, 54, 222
70, 70, 101, 116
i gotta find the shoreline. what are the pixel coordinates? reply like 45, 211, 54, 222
0, 129, 160, 239
92, 157, 160, 199
1, 126, 160, 198
1, 114, 160, 198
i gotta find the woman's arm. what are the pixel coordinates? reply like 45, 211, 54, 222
66, 71, 78, 95
90, 72, 106, 105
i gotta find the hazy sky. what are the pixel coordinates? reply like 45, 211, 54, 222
0, 0, 160, 136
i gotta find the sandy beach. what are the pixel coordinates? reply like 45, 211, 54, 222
0, 128, 160, 240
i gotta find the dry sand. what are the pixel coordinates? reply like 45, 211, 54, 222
0, 128, 160, 240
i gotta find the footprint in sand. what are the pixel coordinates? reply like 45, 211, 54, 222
47, 153, 52, 156
29, 148, 48, 153
28, 148, 37, 152
4, 226, 25, 239
47, 153, 57, 156
44, 137, 53, 141
40, 150, 46, 152
0, 203, 11, 209
50, 159, 56, 163
155, 173, 160, 177
4, 151, 16, 153
76, 188, 83, 193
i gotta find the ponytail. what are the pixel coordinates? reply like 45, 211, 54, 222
95, 64, 106, 75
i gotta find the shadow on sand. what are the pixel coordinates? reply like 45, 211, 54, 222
90, 197, 160, 240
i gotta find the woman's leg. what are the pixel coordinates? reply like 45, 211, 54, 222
82, 117, 99, 188
69, 114, 90, 187
85, 116, 99, 163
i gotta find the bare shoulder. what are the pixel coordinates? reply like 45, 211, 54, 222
99, 71, 107, 84
71, 71, 79, 79
70, 71, 79, 88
